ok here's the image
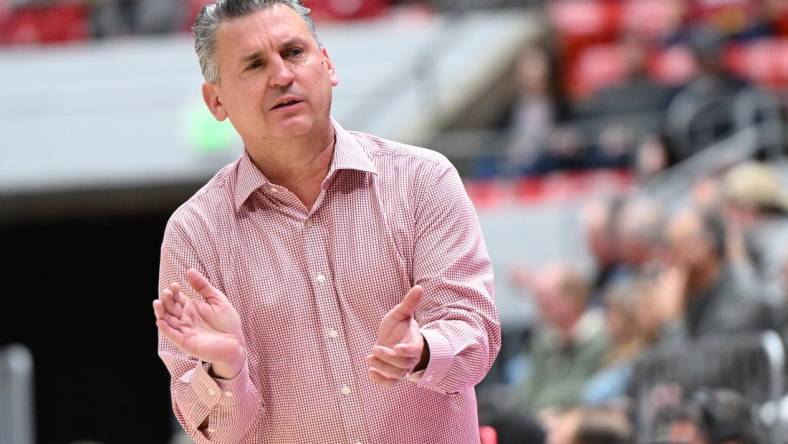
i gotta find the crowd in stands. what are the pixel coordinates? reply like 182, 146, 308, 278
0, 0, 398, 45
478, 2, 788, 441
478, 159, 788, 443
492, 0, 788, 180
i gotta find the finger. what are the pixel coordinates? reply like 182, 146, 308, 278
156, 318, 184, 345
366, 355, 408, 380
372, 346, 418, 371
393, 343, 423, 359
170, 283, 189, 306
160, 288, 183, 318
367, 367, 399, 387
187, 269, 229, 304
393, 285, 423, 319
153, 299, 168, 320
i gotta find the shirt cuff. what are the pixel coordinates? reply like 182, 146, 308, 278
182, 361, 251, 409
409, 328, 453, 389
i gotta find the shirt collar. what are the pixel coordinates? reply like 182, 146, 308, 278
233, 119, 377, 210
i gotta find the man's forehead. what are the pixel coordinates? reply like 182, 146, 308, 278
215, 5, 312, 54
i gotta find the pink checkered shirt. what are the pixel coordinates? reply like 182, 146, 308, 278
157, 120, 500, 444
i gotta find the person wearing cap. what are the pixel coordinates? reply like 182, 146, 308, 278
723, 161, 788, 329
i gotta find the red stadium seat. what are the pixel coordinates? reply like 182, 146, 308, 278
303, 0, 389, 21
621, 0, 685, 41
725, 39, 781, 88
0, 3, 89, 46
568, 43, 629, 99
548, 0, 620, 41
648, 45, 698, 86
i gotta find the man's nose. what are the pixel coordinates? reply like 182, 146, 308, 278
269, 57, 295, 88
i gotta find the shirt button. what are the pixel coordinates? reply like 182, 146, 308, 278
206, 428, 215, 434
316, 273, 326, 283
208, 388, 216, 396
224, 391, 233, 398
304, 219, 313, 228
354, 441, 363, 444
328, 329, 339, 339
268, 187, 278, 193
340, 385, 352, 396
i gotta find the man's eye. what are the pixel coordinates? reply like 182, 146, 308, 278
246, 60, 262, 70
286, 48, 304, 58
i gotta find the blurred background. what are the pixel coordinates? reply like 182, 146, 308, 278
1, 0, 788, 443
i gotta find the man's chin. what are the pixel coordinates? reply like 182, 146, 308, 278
272, 115, 331, 139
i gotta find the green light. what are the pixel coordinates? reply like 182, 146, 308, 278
186, 104, 237, 154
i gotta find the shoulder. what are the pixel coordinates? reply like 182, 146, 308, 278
349, 130, 454, 176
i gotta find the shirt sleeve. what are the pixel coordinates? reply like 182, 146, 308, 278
408, 158, 501, 394
157, 220, 264, 443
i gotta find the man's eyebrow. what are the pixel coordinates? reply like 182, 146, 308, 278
240, 51, 264, 65
279, 37, 308, 49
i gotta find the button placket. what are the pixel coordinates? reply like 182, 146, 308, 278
303, 211, 366, 441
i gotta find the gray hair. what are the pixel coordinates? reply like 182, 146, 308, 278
193, 0, 318, 83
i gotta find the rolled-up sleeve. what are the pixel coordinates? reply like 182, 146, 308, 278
157, 220, 264, 443
409, 158, 501, 394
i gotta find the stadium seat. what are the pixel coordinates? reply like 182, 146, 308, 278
621, 0, 684, 41
648, 45, 698, 86
0, 4, 89, 46
725, 39, 781, 89
569, 44, 629, 99
303, 0, 389, 21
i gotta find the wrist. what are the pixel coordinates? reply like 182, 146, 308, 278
413, 334, 430, 372
210, 346, 246, 379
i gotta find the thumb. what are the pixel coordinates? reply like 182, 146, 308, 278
187, 268, 228, 304
394, 285, 424, 318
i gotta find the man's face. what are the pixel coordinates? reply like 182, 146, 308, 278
203, 5, 338, 143
666, 211, 711, 271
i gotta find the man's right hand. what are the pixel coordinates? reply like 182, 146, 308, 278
153, 268, 246, 379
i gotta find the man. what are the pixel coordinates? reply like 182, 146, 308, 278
151, 1, 501, 443
517, 261, 607, 413
722, 162, 788, 311
656, 207, 771, 341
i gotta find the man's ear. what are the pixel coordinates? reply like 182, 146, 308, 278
321, 47, 338, 87
202, 82, 228, 121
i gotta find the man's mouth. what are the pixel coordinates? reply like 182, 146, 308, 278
271, 99, 302, 110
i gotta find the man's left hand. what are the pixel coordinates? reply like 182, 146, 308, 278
367, 285, 429, 386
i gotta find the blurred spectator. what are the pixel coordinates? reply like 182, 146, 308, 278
657, 207, 772, 342
615, 196, 666, 275
574, 37, 672, 120
722, 162, 788, 325
633, 133, 673, 183
691, 174, 725, 212
692, 0, 771, 42
587, 124, 634, 170
664, 27, 750, 161
579, 195, 625, 305
503, 45, 558, 174
666, 387, 767, 444
91, 0, 185, 38
545, 406, 633, 444
516, 261, 607, 413
581, 280, 656, 405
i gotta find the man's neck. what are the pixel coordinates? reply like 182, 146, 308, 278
247, 123, 336, 209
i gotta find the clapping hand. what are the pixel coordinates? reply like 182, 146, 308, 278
367, 285, 428, 387
153, 269, 246, 379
